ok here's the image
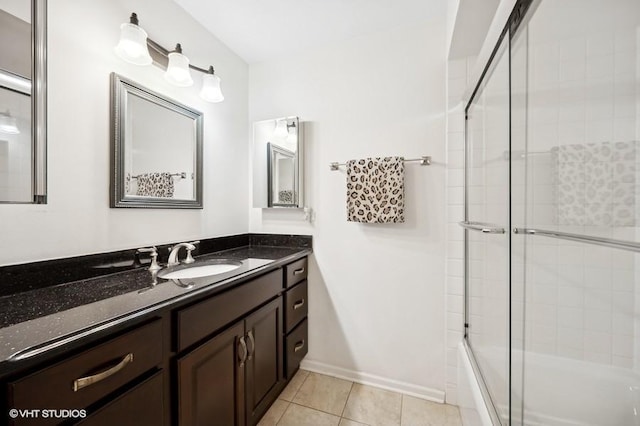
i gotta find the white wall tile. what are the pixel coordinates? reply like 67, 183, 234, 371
587, 32, 614, 56
558, 307, 584, 329
448, 277, 464, 297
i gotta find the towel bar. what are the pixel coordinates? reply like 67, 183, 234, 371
329, 156, 431, 171
131, 172, 189, 179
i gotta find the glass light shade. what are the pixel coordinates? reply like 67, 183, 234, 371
199, 73, 224, 103
273, 120, 289, 138
114, 23, 152, 66
0, 114, 19, 134
164, 52, 193, 87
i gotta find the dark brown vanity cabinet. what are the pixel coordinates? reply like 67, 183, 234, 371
7, 319, 165, 426
2, 256, 309, 426
283, 258, 309, 379
176, 270, 286, 426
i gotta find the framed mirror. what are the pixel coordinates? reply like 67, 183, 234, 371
110, 73, 203, 208
0, 0, 47, 204
267, 142, 297, 207
253, 116, 303, 208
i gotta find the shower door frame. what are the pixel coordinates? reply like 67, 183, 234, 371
461, 0, 534, 424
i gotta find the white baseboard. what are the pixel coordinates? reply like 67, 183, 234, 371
299, 359, 446, 403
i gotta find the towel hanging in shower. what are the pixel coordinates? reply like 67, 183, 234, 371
346, 157, 405, 223
551, 141, 637, 226
135, 172, 175, 198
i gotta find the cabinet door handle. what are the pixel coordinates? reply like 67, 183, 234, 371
294, 340, 305, 353
73, 353, 134, 392
293, 268, 305, 275
293, 299, 305, 310
246, 330, 255, 361
238, 337, 248, 368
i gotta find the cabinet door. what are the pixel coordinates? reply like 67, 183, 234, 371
178, 321, 246, 426
244, 298, 284, 426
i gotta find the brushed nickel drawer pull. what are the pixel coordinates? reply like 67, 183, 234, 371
293, 299, 305, 310
294, 340, 305, 353
246, 330, 255, 361
293, 268, 305, 275
73, 353, 134, 392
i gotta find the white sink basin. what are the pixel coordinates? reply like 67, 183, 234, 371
158, 260, 242, 280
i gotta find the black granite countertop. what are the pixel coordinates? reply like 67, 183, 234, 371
0, 235, 311, 369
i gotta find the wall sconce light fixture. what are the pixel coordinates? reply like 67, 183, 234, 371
0, 111, 20, 135
114, 13, 224, 103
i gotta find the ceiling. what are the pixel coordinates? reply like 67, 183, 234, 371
173, 0, 448, 64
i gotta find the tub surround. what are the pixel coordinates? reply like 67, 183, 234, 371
0, 233, 311, 374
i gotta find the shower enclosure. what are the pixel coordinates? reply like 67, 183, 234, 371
461, 0, 640, 424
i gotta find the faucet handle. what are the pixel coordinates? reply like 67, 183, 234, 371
184, 241, 199, 264
136, 247, 161, 272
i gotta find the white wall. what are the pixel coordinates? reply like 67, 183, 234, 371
0, 0, 249, 265
249, 23, 448, 399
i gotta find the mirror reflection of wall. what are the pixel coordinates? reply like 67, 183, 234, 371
125, 93, 196, 200
0, 5, 32, 203
252, 116, 303, 208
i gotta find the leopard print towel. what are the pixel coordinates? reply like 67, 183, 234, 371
135, 172, 175, 198
346, 157, 405, 223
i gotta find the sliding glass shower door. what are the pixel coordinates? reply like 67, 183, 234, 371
510, 0, 640, 424
463, 35, 511, 425
464, 0, 640, 424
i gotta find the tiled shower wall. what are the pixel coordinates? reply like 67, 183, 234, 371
445, 55, 475, 405
445, 6, 640, 403
516, 7, 639, 369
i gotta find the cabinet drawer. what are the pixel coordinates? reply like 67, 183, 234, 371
284, 281, 307, 333
9, 319, 163, 421
78, 371, 164, 426
284, 257, 307, 288
285, 319, 308, 379
177, 269, 282, 352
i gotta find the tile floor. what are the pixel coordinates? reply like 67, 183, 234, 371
258, 370, 462, 426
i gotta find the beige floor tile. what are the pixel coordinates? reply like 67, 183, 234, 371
292, 372, 353, 416
343, 384, 402, 426
277, 403, 341, 426
258, 399, 290, 426
400, 395, 462, 426
339, 418, 369, 426
279, 369, 311, 402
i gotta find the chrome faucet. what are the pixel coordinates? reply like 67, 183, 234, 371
167, 241, 199, 266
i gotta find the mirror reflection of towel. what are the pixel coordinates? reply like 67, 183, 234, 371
136, 172, 175, 198
346, 157, 405, 223
278, 190, 294, 203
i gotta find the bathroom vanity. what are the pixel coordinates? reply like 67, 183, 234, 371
0, 234, 310, 426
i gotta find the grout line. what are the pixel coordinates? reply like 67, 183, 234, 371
400, 394, 404, 426
275, 401, 293, 426
288, 401, 343, 419
290, 369, 311, 402
340, 381, 355, 418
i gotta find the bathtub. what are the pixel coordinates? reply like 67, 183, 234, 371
457, 342, 640, 425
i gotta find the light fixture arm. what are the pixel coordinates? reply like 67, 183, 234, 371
145, 38, 212, 75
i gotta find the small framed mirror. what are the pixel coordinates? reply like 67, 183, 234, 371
110, 73, 203, 208
0, 0, 47, 204
253, 117, 303, 208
